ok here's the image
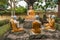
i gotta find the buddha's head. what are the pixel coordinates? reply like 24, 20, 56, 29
29, 5, 33, 10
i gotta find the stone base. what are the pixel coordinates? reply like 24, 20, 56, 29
23, 21, 32, 29
3, 29, 60, 40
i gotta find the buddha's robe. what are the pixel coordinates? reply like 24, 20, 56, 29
27, 10, 35, 16
31, 20, 41, 34
10, 19, 24, 32
25, 10, 35, 21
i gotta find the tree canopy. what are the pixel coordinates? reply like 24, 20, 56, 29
0, 0, 8, 10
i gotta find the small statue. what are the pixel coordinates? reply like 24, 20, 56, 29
31, 18, 41, 34
44, 15, 55, 31
27, 6, 35, 16
10, 16, 24, 32
25, 6, 35, 21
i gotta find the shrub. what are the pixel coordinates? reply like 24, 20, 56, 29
0, 11, 5, 16
3, 10, 11, 15
17, 17, 25, 23
55, 23, 60, 31
15, 7, 27, 15
55, 17, 60, 23
0, 9, 11, 16
0, 7, 27, 15
0, 19, 9, 26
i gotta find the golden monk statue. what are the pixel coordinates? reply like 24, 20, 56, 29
25, 6, 35, 21
10, 16, 24, 32
44, 15, 55, 31
31, 18, 41, 34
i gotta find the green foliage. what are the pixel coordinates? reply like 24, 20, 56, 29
0, 19, 9, 26
55, 23, 60, 31
0, 0, 8, 15
0, 0, 8, 4
0, 10, 11, 15
46, 0, 57, 8
0, 11, 5, 15
55, 17, 60, 23
38, 0, 43, 3
0, 24, 10, 37
54, 0, 58, 4
0, 7, 27, 15
17, 17, 25, 23
33, 0, 57, 13
55, 17, 60, 31
0, 0, 8, 9
15, 7, 27, 15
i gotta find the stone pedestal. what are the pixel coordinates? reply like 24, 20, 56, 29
23, 21, 32, 29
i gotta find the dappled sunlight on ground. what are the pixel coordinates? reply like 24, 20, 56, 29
0, 16, 11, 20
0, 15, 26, 20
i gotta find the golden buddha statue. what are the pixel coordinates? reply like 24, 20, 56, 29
25, 6, 35, 21
10, 18, 24, 32
31, 19, 41, 34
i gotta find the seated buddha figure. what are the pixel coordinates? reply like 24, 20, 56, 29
31, 18, 41, 34
44, 15, 55, 31
25, 6, 35, 21
10, 16, 24, 32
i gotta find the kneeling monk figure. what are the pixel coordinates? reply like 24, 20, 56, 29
10, 17, 24, 32
45, 15, 55, 31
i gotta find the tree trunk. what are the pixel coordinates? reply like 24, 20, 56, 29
13, 0, 15, 15
9, 0, 16, 16
10, 0, 14, 16
58, 0, 60, 17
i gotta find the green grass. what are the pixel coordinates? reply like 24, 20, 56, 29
0, 23, 10, 37
55, 23, 60, 31
0, 20, 9, 26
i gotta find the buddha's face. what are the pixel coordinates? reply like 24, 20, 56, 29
29, 6, 33, 10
